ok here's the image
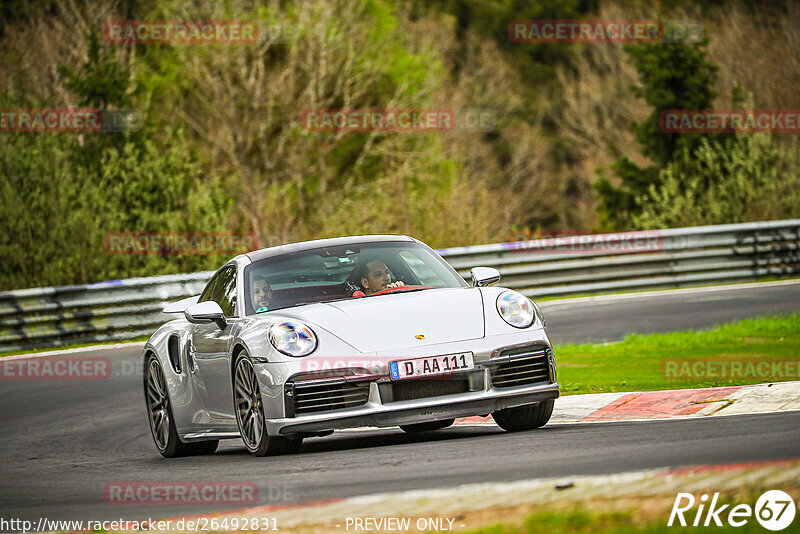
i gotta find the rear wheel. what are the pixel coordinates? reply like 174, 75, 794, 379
492, 399, 554, 432
399, 419, 455, 433
145, 355, 218, 457
234, 354, 303, 456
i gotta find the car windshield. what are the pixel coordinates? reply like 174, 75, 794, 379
243, 241, 467, 314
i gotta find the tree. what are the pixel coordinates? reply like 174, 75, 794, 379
0, 27, 231, 290
595, 39, 718, 229
633, 135, 800, 229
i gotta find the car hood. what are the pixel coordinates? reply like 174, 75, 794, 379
273, 287, 485, 353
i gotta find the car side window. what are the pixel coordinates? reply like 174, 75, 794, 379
217, 267, 237, 317
398, 250, 447, 286
199, 266, 237, 317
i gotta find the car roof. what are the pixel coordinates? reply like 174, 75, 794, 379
243, 234, 418, 262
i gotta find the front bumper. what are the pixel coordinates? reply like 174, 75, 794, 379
255, 329, 559, 436
272, 379, 559, 435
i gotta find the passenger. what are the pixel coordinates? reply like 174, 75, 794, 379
351, 260, 404, 296
252, 275, 273, 312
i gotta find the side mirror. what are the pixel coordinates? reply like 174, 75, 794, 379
185, 301, 226, 328
163, 294, 200, 314
470, 267, 501, 287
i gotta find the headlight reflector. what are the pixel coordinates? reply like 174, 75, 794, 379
268, 321, 317, 357
496, 291, 535, 328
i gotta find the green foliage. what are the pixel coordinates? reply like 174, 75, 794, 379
595, 40, 719, 229
466, 496, 788, 533
0, 0, 59, 37
57, 32, 132, 108
555, 313, 800, 395
633, 135, 800, 229
431, 0, 591, 85
0, 12, 234, 291
2, 0, 798, 292
626, 40, 718, 166
0, 126, 230, 290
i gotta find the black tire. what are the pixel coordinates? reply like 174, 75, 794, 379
145, 355, 219, 457
233, 353, 303, 456
188, 440, 220, 455
492, 399, 554, 432
399, 419, 455, 433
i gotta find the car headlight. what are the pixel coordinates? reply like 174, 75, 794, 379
496, 290, 536, 328
268, 321, 317, 357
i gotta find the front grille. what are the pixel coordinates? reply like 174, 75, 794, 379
287, 380, 370, 416
384, 378, 471, 402
489, 345, 551, 388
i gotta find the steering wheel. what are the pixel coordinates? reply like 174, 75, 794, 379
370, 284, 433, 296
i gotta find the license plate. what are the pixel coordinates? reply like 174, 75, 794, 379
389, 352, 474, 380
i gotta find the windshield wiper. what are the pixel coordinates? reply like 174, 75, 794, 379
372, 287, 432, 296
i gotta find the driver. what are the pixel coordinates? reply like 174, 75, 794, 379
252, 275, 273, 312
354, 260, 404, 296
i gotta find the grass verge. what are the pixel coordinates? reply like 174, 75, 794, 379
555, 313, 800, 395
466, 496, 785, 534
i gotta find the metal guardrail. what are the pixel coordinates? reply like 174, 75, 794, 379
0, 273, 213, 353
1, 220, 799, 353
440, 219, 800, 298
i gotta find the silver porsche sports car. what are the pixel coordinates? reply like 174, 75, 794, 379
143, 235, 559, 457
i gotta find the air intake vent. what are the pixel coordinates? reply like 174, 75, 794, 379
167, 335, 181, 374
387, 379, 471, 402
489, 345, 551, 388
286, 379, 370, 416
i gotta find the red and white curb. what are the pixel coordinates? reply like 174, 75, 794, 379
449, 381, 800, 427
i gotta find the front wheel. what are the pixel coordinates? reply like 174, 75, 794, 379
145, 355, 218, 457
492, 399, 554, 432
233, 354, 302, 456
399, 419, 455, 433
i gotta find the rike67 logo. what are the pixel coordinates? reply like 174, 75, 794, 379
669, 490, 796, 530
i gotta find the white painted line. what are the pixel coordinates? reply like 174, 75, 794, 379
546, 407, 800, 425
2, 341, 146, 361
329, 408, 800, 435
542, 279, 800, 307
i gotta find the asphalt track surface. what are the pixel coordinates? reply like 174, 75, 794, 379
1, 282, 800, 523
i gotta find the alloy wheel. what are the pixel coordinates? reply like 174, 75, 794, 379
234, 357, 265, 451
146, 358, 170, 450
